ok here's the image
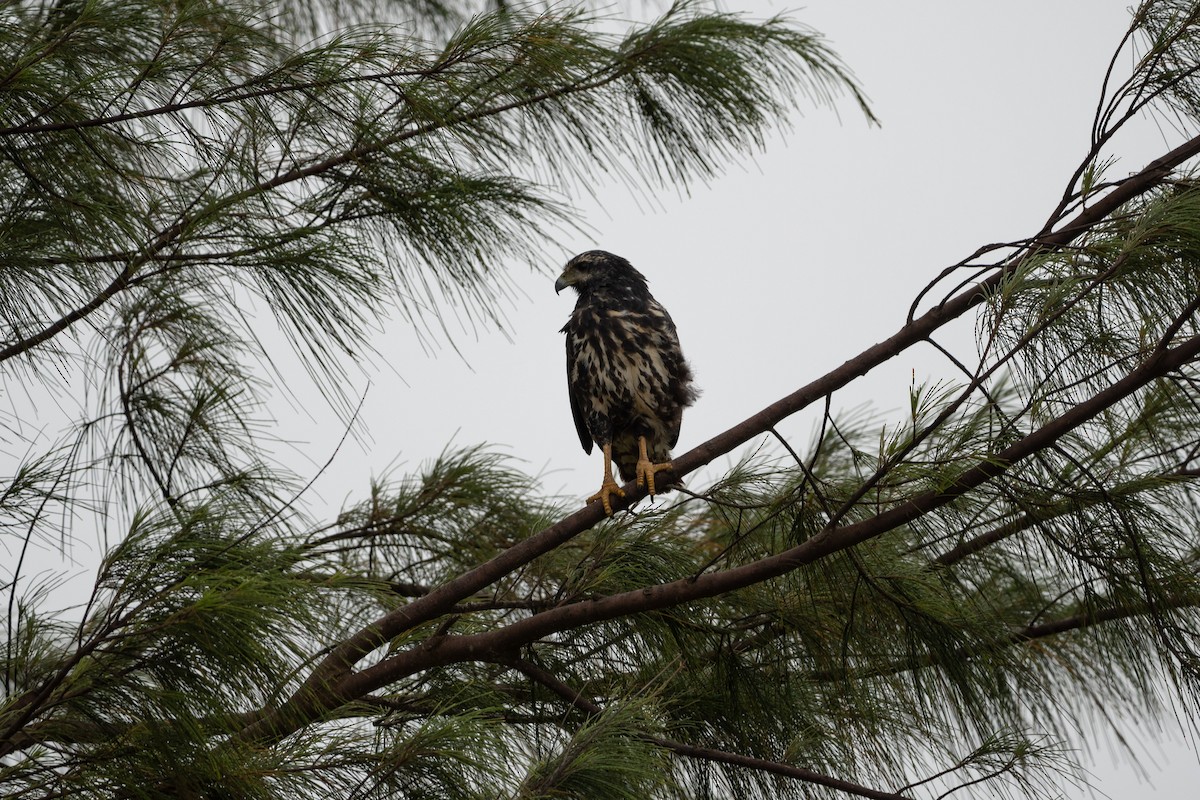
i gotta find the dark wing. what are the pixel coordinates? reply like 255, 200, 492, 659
654, 301, 696, 449
564, 323, 593, 454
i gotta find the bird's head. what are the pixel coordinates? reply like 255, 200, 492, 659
554, 250, 648, 295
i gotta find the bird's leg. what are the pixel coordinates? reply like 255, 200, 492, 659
587, 442, 625, 516
635, 435, 673, 498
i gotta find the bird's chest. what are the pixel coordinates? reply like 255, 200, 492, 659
568, 308, 670, 416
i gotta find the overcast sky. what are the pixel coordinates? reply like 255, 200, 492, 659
15, 1, 1199, 796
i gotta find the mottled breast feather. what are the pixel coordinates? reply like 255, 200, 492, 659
560, 252, 697, 483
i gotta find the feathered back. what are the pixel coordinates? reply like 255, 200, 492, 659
557, 251, 696, 481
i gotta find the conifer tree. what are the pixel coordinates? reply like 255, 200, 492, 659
5, 1, 1200, 798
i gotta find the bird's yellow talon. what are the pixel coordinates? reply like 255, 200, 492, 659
587, 479, 625, 516
635, 435, 673, 497
636, 460, 673, 496
587, 442, 625, 516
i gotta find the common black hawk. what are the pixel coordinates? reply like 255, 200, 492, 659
555, 250, 697, 515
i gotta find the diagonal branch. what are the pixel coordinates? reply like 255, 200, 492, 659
331, 323, 1200, 714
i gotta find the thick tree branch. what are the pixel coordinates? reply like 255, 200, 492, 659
334, 325, 1200, 711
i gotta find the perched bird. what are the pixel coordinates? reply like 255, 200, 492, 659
555, 250, 697, 515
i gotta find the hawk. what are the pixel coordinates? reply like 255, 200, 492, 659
555, 250, 697, 515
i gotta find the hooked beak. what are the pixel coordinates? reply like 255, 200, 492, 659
554, 274, 570, 294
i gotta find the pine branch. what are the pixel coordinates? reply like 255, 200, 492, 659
801, 592, 1200, 684
0, 5, 862, 369
503, 657, 916, 800
325, 326, 1200, 695
932, 465, 1200, 566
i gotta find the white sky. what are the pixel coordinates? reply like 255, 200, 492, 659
11, 1, 1200, 796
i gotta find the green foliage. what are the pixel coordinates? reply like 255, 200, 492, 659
516, 700, 675, 799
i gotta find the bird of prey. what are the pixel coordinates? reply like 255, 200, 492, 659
555, 250, 697, 515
